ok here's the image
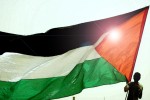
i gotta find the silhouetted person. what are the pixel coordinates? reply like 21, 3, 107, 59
124, 72, 143, 100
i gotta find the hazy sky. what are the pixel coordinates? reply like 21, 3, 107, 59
0, 0, 150, 100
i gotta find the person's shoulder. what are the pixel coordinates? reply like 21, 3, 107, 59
128, 82, 134, 86
138, 82, 143, 86
138, 82, 143, 90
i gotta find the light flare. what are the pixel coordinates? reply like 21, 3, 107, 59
108, 29, 121, 42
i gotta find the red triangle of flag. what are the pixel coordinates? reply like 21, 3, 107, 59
95, 7, 149, 81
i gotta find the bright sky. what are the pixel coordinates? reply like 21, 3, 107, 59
0, 0, 150, 100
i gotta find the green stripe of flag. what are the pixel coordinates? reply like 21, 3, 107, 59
0, 57, 126, 100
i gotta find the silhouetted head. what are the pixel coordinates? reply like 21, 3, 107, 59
133, 72, 141, 82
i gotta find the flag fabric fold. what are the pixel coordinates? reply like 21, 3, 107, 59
0, 6, 149, 99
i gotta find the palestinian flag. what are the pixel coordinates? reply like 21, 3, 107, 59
0, 6, 148, 100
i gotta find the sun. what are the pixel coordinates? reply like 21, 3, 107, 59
108, 29, 121, 42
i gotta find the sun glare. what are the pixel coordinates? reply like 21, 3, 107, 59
108, 30, 121, 42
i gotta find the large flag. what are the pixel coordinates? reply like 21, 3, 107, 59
0, 6, 148, 99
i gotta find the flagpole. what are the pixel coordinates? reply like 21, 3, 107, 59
73, 96, 75, 100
